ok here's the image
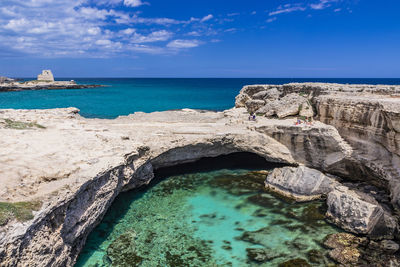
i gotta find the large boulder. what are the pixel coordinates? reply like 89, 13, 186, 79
245, 99, 265, 113
264, 166, 337, 202
326, 186, 397, 239
299, 100, 314, 117
262, 87, 280, 100
256, 93, 309, 118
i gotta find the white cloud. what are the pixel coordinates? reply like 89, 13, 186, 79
131, 30, 173, 43
167, 39, 200, 49
0, 1, 235, 57
88, 27, 102, 35
267, 17, 277, 23
200, 14, 214, 23
224, 28, 236, 33
95, 39, 112, 45
310, 0, 338, 10
124, 0, 147, 7
269, 5, 306, 16
120, 28, 136, 35
187, 31, 201, 37
268, 0, 342, 17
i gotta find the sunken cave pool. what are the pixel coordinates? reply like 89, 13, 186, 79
75, 153, 341, 267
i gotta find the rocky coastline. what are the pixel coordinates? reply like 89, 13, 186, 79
0, 82, 399, 266
0, 81, 104, 92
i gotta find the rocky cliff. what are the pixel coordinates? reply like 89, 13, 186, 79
236, 83, 400, 210
0, 82, 399, 266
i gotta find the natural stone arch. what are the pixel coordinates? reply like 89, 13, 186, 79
0, 134, 296, 267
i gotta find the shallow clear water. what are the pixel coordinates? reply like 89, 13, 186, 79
76, 169, 341, 267
1, 78, 400, 118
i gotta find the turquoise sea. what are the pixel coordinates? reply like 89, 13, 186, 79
76, 168, 341, 267
1, 78, 400, 118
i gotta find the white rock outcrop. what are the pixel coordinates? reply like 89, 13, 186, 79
326, 186, 397, 239
37, 70, 54, 81
265, 166, 337, 201
236, 83, 400, 210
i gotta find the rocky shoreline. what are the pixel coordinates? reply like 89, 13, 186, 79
0, 81, 104, 92
0, 82, 399, 266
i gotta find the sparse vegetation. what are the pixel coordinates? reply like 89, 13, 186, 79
298, 104, 303, 113
0, 201, 42, 225
3, 119, 46, 129
22, 80, 53, 84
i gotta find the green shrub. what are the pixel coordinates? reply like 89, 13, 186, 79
298, 104, 303, 113
0, 201, 42, 225
3, 119, 45, 129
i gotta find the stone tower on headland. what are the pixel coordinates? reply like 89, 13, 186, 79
37, 70, 54, 82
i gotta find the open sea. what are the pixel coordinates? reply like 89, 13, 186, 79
0, 78, 399, 118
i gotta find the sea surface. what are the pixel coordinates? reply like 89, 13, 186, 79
1, 78, 399, 118
75, 169, 340, 267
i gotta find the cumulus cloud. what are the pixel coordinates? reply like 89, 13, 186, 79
0, 1, 216, 57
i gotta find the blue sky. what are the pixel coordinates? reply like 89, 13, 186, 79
0, 0, 399, 78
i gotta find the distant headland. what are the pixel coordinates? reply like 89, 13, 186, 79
0, 70, 103, 92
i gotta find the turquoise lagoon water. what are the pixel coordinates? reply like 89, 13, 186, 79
75, 169, 341, 267
1, 78, 400, 118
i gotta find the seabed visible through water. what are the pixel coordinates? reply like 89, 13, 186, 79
76, 157, 341, 267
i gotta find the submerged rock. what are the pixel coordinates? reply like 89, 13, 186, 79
324, 233, 364, 249
278, 258, 311, 267
265, 166, 337, 202
239, 227, 272, 247
306, 249, 324, 264
210, 171, 267, 196
379, 240, 400, 254
323, 233, 363, 265
246, 248, 285, 262
329, 246, 360, 265
106, 230, 144, 267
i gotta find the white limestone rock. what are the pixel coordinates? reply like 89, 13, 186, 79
326, 186, 397, 239
256, 93, 309, 119
265, 166, 337, 201
299, 100, 314, 117
245, 99, 265, 113
37, 70, 54, 82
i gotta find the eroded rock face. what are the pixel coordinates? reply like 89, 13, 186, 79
263, 165, 399, 240
254, 120, 353, 175
265, 166, 337, 201
236, 83, 400, 210
315, 94, 400, 209
326, 186, 397, 239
